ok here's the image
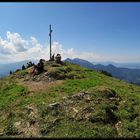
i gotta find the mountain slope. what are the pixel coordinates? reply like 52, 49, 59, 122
0, 60, 38, 78
65, 58, 94, 69
65, 58, 140, 85
92, 61, 140, 69
0, 60, 140, 138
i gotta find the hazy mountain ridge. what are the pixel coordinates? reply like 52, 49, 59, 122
1, 58, 140, 85
65, 58, 140, 85
0, 60, 38, 78
92, 61, 140, 69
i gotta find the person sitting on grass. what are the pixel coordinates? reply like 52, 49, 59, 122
31, 59, 45, 75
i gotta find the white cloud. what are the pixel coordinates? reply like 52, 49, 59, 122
0, 37, 11, 54
6, 31, 28, 52
0, 31, 139, 64
0, 32, 28, 55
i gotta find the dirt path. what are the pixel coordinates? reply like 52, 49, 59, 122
17, 79, 63, 93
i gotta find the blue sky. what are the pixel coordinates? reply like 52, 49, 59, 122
0, 2, 140, 63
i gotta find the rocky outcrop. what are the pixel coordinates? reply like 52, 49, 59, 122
38, 88, 122, 136
2, 88, 128, 138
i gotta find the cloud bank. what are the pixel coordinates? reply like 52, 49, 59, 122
0, 31, 139, 64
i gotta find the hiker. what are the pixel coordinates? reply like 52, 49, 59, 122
22, 65, 26, 70
9, 71, 12, 75
51, 53, 55, 61
31, 59, 45, 75
50, 53, 55, 61
55, 53, 61, 63
26, 61, 34, 68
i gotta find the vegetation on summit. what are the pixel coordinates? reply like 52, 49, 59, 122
0, 59, 140, 138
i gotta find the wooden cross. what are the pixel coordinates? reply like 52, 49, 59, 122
49, 24, 53, 60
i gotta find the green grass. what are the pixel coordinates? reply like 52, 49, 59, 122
45, 119, 117, 138
0, 61, 140, 138
0, 78, 28, 111
16, 70, 28, 76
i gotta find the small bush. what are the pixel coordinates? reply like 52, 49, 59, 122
89, 109, 108, 123
57, 67, 67, 73
65, 67, 72, 72
115, 109, 132, 120
51, 64, 61, 67
48, 68, 66, 80
100, 70, 112, 77
66, 72, 76, 79
66, 71, 85, 79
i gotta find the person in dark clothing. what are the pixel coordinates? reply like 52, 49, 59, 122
55, 54, 61, 63
51, 54, 55, 61
31, 59, 45, 75
22, 65, 26, 70
49, 53, 55, 61
36, 59, 44, 71
9, 71, 12, 75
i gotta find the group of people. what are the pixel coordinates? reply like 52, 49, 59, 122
31, 53, 62, 75
21, 61, 35, 70
9, 54, 62, 76
50, 53, 61, 63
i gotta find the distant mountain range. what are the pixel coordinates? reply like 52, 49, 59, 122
92, 61, 140, 69
1, 58, 140, 86
65, 58, 140, 86
0, 60, 38, 78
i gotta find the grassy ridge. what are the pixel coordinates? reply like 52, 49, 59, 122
0, 61, 140, 138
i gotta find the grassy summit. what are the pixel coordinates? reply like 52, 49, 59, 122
0, 61, 140, 138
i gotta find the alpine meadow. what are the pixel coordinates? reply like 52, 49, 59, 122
0, 2, 140, 138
